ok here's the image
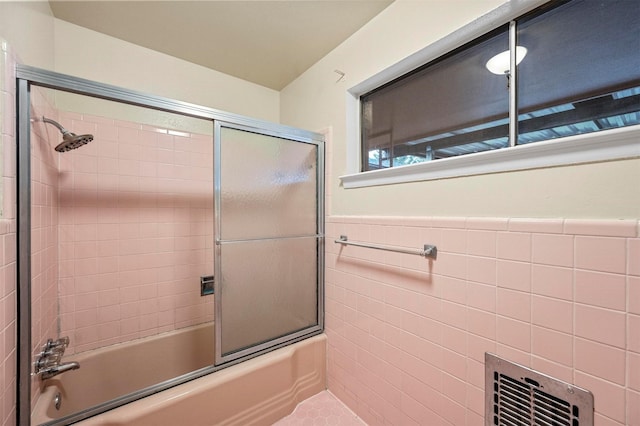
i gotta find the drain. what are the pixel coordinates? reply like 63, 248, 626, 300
54, 392, 62, 410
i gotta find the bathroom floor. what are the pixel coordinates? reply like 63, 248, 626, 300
273, 391, 366, 425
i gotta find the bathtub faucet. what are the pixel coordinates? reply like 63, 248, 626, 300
34, 336, 80, 380
40, 361, 81, 380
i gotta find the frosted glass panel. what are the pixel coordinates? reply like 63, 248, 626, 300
220, 127, 317, 239
220, 237, 318, 356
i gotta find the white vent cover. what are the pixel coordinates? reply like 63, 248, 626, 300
485, 353, 594, 426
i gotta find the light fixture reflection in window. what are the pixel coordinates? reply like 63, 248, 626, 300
486, 46, 528, 75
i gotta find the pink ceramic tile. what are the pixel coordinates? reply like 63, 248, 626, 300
496, 344, 531, 368
442, 396, 467, 426
628, 390, 640, 426
466, 407, 485, 426
440, 228, 467, 254
467, 256, 496, 286
574, 371, 625, 423
630, 276, 640, 315
575, 337, 625, 385
74, 309, 97, 329
508, 218, 564, 234
466, 358, 485, 389
467, 230, 496, 257
574, 304, 626, 348
402, 310, 441, 344
496, 288, 530, 322
440, 300, 467, 331
466, 307, 495, 340
400, 379, 444, 425
629, 351, 640, 392
466, 217, 508, 231
530, 264, 572, 300
530, 356, 573, 384
440, 276, 467, 305
575, 236, 626, 274
575, 270, 626, 310
629, 314, 640, 353
97, 157, 119, 174
532, 233, 574, 267
97, 305, 120, 323
496, 231, 531, 262
629, 237, 640, 276
531, 295, 573, 334
496, 316, 530, 352
466, 282, 496, 313
441, 347, 466, 380
74, 224, 97, 241
434, 253, 467, 280
431, 217, 466, 229
496, 260, 531, 292
564, 219, 638, 237
441, 323, 465, 355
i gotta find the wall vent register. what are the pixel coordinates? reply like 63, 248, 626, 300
485, 353, 594, 426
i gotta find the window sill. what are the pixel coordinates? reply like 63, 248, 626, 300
339, 125, 640, 189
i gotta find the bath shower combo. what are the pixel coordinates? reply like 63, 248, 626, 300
18, 65, 325, 425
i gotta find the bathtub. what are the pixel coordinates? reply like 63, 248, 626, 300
32, 329, 326, 425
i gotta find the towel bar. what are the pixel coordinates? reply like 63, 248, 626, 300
335, 235, 437, 260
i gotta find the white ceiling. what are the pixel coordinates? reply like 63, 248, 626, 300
48, 0, 394, 90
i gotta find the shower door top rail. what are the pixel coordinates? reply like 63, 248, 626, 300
335, 235, 437, 260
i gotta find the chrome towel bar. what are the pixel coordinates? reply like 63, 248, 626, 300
335, 235, 437, 260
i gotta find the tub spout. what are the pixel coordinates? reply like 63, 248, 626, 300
41, 361, 80, 380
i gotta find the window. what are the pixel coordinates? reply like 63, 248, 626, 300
359, 0, 640, 174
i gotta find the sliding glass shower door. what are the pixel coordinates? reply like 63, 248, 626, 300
214, 122, 324, 364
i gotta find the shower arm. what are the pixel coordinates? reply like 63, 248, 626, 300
42, 116, 71, 135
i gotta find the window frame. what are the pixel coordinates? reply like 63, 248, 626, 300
341, 0, 640, 189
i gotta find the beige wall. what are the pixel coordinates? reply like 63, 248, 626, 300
54, 19, 280, 123
0, 1, 55, 69
280, 0, 640, 219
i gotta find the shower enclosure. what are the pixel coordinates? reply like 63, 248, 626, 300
16, 65, 324, 425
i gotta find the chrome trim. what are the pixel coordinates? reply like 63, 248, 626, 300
218, 326, 322, 363
213, 120, 324, 366
217, 234, 324, 245
316, 132, 325, 332
16, 65, 324, 143
214, 121, 223, 366
17, 77, 32, 426
508, 20, 518, 147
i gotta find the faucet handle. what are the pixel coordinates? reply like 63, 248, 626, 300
35, 353, 60, 371
44, 336, 70, 351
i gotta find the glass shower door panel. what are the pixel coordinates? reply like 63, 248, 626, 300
216, 124, 322, 363
219, 127, 317, 240
220, 237, 318, 356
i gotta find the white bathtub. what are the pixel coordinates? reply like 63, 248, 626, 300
32, 328, 326, 425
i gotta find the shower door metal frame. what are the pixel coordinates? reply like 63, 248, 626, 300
16, 65, 325, 426
213, 121, 325, 366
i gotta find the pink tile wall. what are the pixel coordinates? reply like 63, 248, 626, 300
55, 111, 214, 354
29, 87, 61, 405
326, 216, 639, 426
0, 41, 17, 426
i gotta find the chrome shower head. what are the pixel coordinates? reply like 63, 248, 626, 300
42, 116, 94, 152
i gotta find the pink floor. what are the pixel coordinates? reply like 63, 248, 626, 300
274, 391, 366, 425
